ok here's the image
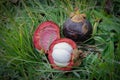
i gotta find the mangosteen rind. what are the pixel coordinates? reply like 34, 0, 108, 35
63, 18, 92, 42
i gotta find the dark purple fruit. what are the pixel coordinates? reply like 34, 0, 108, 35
63, 10, 93, 42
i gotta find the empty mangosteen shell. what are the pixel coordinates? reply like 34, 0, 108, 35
63, 18, 93, 42
33, 21, 60, 53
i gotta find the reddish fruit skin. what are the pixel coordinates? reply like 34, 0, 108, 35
63, 18, 92, 42
33, 21, 60, 53
48, 38, 77, 71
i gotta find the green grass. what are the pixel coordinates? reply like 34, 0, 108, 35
0, 0, 120, 80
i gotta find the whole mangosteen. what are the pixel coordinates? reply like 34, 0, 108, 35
63, 9, 93, 42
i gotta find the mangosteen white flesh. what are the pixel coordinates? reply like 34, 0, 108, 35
53, 60, 69, 67
52, 49, 71, 63
53, 42, 73, 53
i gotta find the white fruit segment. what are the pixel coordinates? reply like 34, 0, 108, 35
52, 42, 73, 67
52, 49, 71, 63
54, 60, 69, 67
53, 42, 73, 53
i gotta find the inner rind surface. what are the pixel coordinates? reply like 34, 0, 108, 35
39, 26, 58, 51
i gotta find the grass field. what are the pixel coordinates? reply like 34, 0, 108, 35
0, 0, 120, 80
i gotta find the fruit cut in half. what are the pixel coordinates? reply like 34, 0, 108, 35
33, 21, 60, 53
48, 38, 77, 71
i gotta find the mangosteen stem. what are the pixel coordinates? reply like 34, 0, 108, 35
77, 44, 101, 59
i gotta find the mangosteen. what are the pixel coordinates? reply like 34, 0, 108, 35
63, 9, 93, 42
48, 38, 82, 71
33, 21, 60, 53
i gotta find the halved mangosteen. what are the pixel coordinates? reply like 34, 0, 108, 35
33, 21, 60, 53
48, 38, 81, 71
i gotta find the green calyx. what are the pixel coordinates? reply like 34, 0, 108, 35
70, 9, 86, 23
